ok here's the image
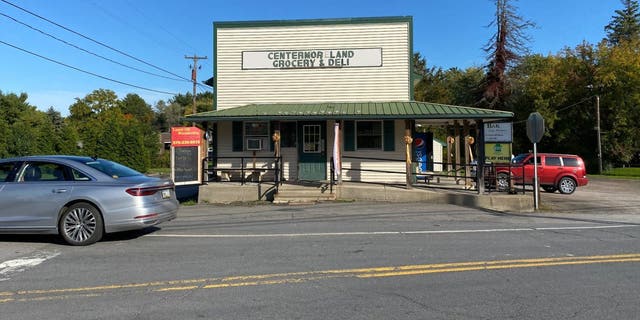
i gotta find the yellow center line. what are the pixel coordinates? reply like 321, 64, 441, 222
357, 257, 640, 278
3, 253, 640, 303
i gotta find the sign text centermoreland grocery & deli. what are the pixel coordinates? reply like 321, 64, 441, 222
242, 48, 383, 69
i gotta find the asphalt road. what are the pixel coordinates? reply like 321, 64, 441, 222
540, 176, 640, 215
1, 178, 639, 320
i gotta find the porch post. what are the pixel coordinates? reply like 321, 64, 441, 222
272, 123, 281, 184
333, 120, 342, 184
477, 120, 486, 194
273, 129, 281, 158
404, 120, 413, 189
463, 120, 471, 189
454, 120, 461, 182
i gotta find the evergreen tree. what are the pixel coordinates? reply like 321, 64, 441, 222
605, 0, 640, 45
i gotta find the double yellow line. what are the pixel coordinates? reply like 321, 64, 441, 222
2, 253, 639, 303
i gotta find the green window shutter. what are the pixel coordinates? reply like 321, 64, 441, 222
344, 121, 355, 151
383, 120, 395, 151
232, 121, 243, 152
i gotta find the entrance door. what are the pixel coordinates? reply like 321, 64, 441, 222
297, 121, 326, 181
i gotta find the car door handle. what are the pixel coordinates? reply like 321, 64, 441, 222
53, 189, 68, 193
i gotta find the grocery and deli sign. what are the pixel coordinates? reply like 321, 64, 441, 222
242, 48, 383, 69
171, 126, 203, 147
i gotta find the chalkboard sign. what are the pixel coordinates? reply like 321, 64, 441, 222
172, 146, 200, 184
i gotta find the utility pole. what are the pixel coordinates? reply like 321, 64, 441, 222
185, 54, 208, 117
587, 85, 603, 175
596, 94, 603, 174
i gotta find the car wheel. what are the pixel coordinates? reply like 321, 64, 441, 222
558, 177, 577, 195
496, 173, 509, 191
59, 203, 104, 246
542, 185, 557, 193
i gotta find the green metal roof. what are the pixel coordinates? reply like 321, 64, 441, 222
185, 101, 513, 122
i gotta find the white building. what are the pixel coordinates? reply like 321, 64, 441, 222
188, 16, 512, 185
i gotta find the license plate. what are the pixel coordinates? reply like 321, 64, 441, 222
161, 189, 171, 199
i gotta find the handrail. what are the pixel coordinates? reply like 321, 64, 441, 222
203, 156, 282, 185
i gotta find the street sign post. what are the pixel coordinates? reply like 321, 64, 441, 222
526, 112, 545, 210
526, 112, 545, 144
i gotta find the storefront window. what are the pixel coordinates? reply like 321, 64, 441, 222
244, 121, 269, 151
303, 125, 321, 153
280, 122, 297, 148
356, 121, 382, 150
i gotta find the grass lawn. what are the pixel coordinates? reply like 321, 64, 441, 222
147, 167, 171, 176
603, 167, 640, 178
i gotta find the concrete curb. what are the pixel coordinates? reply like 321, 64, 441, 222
198, 183, 534, 213
336, 185, 534, 213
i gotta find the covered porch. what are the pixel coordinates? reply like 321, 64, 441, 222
186, 101, 513, 194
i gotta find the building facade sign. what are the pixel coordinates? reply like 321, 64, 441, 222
484, 122, 513, 142
171, 126, 203, 147
485, 143, 513, 163
242, 48, 383, 69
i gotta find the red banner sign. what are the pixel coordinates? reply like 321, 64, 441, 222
171, 126, 203, 147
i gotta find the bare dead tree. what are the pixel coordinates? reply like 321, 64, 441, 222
479, 0, 535, 109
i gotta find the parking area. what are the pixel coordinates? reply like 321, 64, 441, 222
540, 176, 640, 215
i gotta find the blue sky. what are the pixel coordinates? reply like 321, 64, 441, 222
0, 0, 622, 115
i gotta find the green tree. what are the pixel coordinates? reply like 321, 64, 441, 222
154, 99, 188, 132
121, 93, 154, 124
605, 0, 640, 45
414, 64, 484, 107
0, 91, 52, 156
595, 39, 640, 165
121, 93, 159, 168
67, 89, 159, 171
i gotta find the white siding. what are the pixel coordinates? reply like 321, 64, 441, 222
216, 122, 297, 181
337, 120, 407, 183
280, 148, 298, 181
216, 22, 410, 109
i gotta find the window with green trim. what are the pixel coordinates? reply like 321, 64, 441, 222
356, 121, 382, 150
244, 121, 269, 151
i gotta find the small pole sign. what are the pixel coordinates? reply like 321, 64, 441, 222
526, 112, 545, 210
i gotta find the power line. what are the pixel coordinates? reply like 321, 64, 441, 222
0, 0, 190, 82
121, 0, 198, 53
555, 95, 596, 114
0, 39, 178, 96
511, 95, 597, 125
0, 12, 188, 82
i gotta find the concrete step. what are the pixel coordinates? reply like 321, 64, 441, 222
273, 194, 337, 204
274, 182, 336, 204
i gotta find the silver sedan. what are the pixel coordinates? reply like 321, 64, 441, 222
0, 155, 179, 245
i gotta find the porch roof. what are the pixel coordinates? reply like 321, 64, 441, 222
185, 101, 513, 122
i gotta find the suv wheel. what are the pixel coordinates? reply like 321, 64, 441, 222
496, 173, 509, 191
558, 177, 577, 194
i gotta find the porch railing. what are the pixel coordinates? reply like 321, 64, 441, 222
202, 156, 283, 186
341, 155, 529, 194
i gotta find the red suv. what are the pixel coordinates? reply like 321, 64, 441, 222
494, 153, 589, 194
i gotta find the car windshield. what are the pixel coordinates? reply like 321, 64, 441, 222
512, 154, 529, 164
74, 158, 142, 178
